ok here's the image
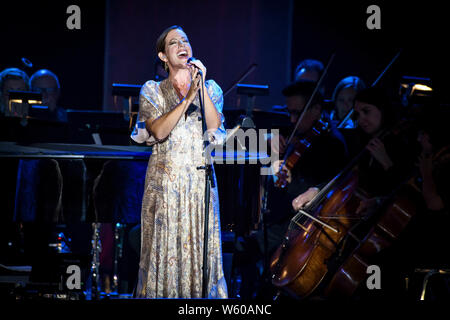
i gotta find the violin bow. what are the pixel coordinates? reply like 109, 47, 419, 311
337, 50, 403, 128
303, 50, 404, 213
275, 53, 335, 183
285, 52, 336, 146
289, 50, 404, 234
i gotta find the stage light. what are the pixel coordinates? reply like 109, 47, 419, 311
412, 84, 432, 92
7, 90, 42, 118
399, 76, 433, 106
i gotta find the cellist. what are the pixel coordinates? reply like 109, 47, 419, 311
236, 80, 349, 299
292, 86, 415, 213
290, 86, 417, 299
392, 106, 450, 300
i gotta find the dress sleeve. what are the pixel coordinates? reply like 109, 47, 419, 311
138, 80, 163, 123
205, 79, 226, 145
130, 80, 162, 145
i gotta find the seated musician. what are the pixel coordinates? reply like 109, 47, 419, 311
11, 69, 67, 223
0, 67, 29, 116
396, 106, 450, 299
293, 86, 415, 212
323, 76, 366, 129
294, 59, 325, 97
29, 69, 67, 122
291, 86, 417, 299
0, 68, 30, 221
271, 59, 325, 113
237, 80, 349, 298
415, 108, 450, 213
13, 70, 78, 223
293, 59, 324, 82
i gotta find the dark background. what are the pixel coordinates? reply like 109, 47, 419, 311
1, 0, 106, 109
0, 0, 447, 298
2, 1, 447, 113
291, 1, 447, 101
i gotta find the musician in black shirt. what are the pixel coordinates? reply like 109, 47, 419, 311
237, 80, 349, 298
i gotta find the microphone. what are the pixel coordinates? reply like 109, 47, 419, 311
187, 57, 203, 75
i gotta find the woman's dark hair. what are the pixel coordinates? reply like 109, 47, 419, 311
155, 25, 184, 73
156, 25, 184, 54
354, 86, 398, 129
332, 76, 366, 102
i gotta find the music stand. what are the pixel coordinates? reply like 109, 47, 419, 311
399, 75, 433, 107
7, 90, 42, 121
236, 84, 269, 128
111, 83, 141, 130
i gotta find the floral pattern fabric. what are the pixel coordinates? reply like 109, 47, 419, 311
135, 78, 228, 298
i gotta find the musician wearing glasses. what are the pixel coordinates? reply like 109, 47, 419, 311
29, 69, 67, 122
236, 80, 349, 299
0, 67, 29, 116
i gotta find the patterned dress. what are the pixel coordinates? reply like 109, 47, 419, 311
135, 78, 228, 298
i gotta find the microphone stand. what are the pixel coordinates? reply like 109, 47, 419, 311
195, 71, 215, 298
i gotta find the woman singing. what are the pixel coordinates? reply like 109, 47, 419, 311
133, 25, 228, 298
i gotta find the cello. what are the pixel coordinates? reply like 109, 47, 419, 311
270, 117, 415, 299
270, 51, 405, 299
323, 144, 450, 298
270, 162, 363, 298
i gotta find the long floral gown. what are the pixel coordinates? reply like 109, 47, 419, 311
134, 78, 228, 298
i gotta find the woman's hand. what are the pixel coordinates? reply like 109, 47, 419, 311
272, 159, 292, 186
147, 67, 202, 141
417, 152, 433, 178
185, 67, 202, 104
188, 58, 207, 83
292, 187, 320, 211
366, 138, 393, 170
187, 57, 221, 131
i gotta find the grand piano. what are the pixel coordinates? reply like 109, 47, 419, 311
0, 107, 288, 297
0, 107, 288, 226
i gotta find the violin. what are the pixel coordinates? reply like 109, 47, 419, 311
274, 54, 336, 188
274, 99, 355, 189
275, 118, 329, 188
270, 117, 415, 299
270, 51, 406, 299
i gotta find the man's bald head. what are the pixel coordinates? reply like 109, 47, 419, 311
30, 69, 60, 112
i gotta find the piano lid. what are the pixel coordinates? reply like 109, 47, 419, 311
0, 142, 152, 160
